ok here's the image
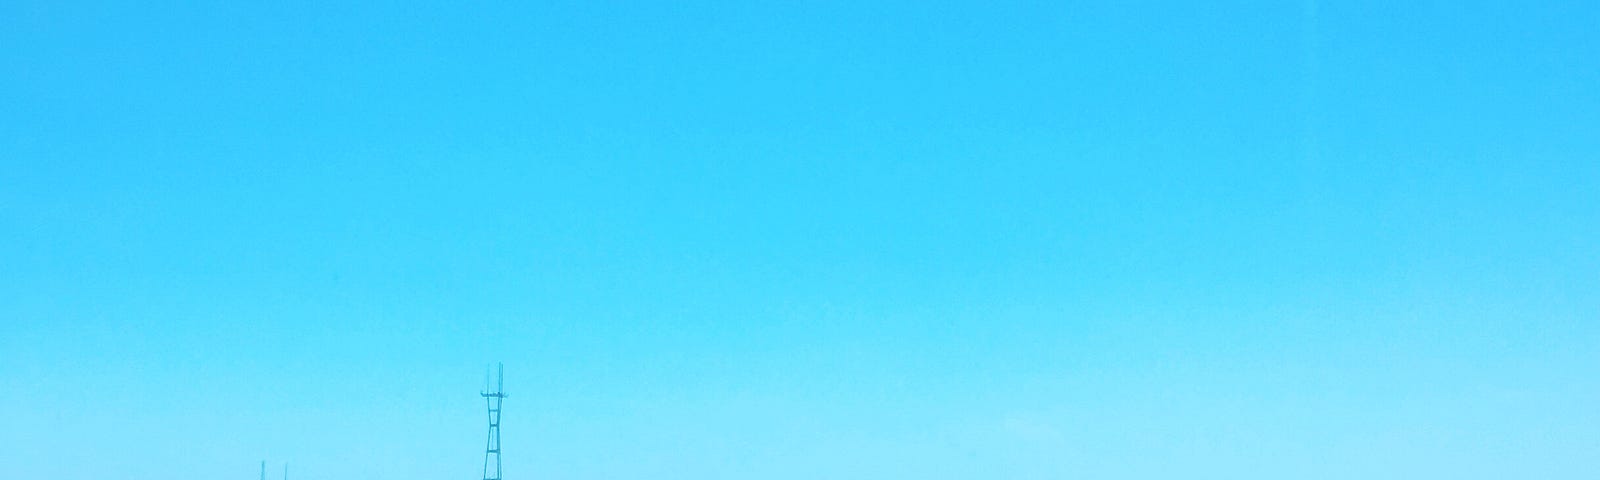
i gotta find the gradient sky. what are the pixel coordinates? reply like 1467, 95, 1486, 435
3, 1, 1598, 479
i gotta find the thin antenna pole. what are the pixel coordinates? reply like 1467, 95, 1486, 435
260, 461, 265, 480
283, 463, 288, 480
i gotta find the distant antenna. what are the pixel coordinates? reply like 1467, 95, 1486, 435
260, 461, 266, 480
283, 463, 288, 480
481, 363, 507, 480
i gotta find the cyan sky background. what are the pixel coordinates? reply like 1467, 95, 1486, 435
3, 1, 1597, 479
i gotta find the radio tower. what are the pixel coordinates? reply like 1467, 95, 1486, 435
481, 363, 507, 480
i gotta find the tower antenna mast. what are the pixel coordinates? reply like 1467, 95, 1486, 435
481, 362, 507, 480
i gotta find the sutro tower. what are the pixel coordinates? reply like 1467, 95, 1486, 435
481, 363, 507, 480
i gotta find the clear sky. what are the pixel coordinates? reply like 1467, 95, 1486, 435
3, 1, 1598, 479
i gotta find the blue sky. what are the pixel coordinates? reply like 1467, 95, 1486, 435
3, 1, 1598, 478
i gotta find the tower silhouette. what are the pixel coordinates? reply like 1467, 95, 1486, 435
481, 363, 507, 480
